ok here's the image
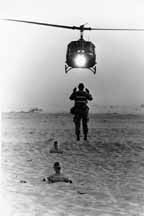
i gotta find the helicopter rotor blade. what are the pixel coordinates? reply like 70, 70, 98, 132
3, 19, 80, 30
3, 19, 144, 31
90, 27, 144, 31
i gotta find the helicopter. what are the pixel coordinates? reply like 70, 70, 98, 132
3, 19, 144, 74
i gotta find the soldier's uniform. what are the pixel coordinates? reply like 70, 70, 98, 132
69, 84, 93, 140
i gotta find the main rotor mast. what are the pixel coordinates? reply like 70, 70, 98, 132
80, 25, 85, 40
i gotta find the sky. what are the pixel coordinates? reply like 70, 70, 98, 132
0, 0, 144, 112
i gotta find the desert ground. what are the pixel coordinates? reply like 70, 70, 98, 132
1, 112, 144, 216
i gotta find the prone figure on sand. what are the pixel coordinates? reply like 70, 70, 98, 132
43, 162, 72, 184
69, 83, 93, 141
49, 141, 63, 153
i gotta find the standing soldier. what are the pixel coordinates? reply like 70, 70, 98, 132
69, 83, 93, 141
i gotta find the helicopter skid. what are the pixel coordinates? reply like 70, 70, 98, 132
89, 64, 96, 74
65, 64, 73, 73
65, 64, 96, 74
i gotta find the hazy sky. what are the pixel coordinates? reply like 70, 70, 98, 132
0, 0, 144, 112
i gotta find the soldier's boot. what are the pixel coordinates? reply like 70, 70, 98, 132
84, 134, 87, 141
76, 133, 80, 141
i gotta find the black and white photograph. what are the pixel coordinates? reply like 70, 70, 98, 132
1, 0, 144, 215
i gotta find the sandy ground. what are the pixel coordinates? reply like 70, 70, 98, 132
1, 113, 144, 216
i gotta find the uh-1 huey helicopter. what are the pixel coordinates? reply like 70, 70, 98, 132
4, 19, 144, 74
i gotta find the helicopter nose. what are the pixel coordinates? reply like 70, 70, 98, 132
74, 54, 87, 67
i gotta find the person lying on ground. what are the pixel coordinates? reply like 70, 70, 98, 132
49, 141, 63, 153
43, 162, 72, 183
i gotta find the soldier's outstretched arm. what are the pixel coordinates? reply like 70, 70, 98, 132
88, 94, 93, 101
69, 93, 75, 100
85, 88, 93, 101
69, 87, 77, 100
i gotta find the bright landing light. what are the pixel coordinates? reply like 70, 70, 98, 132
74, 54, 87, 67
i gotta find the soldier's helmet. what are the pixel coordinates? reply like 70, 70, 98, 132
78, 83, 84, 90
